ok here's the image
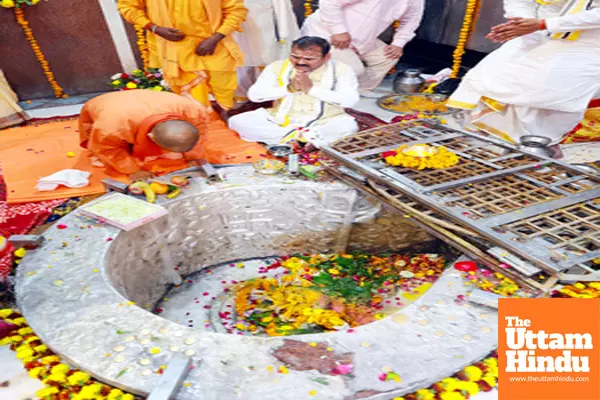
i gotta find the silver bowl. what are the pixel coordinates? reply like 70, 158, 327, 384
520, 135, 552, 147
267, 144, 293, 158
431, 94, 448, 103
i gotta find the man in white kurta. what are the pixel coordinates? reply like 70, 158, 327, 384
234, 0, 301, 99
447, 0, 600, 144
228, 36, 360, 147
301, 0, 424, 94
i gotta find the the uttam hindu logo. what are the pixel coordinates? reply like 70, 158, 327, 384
499, 298, 600, 400
505, 316, 592, 373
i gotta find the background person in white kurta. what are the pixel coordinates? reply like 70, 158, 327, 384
234, 0, 301, 100
301, 0, 424, 96
447, 0, 600, 145
228, 36, 359, 147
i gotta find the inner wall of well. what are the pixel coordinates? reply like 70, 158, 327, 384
105, 185, 435, 308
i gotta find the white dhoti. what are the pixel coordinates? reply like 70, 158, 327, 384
449, 31, 600, 144
329, 40, 399, 91
234, 0, 300, 99
228, 108, 359, 147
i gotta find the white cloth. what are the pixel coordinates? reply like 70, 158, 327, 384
330, 40, 398, 90
234, 0, 301, 98
448, 0, 600, 144
36, 169, 91, 192
301, 0, 424, 56
229, 107, 359, 147
234, 0, 300, 67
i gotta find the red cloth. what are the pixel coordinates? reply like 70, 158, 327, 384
0, 167, 64, 281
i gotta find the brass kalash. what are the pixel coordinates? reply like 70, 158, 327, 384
319, 120, 600, 294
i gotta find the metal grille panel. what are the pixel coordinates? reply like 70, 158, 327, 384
322, 120, 600, 277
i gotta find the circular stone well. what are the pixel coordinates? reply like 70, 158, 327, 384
16, 167, 499, 399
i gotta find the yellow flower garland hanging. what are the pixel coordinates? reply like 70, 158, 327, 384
388, 20, 401, 75
304, 0, 313, 17
383, 144, 460, 170
135, 25, 150, 71
6, 1, 68, 98
451, 0, 480, 78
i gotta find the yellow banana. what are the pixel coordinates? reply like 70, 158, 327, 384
128, 182, 156, 203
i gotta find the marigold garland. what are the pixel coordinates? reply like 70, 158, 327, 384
388, 20, 401, 75
304, 0, 313, 17
451, 0, 480, 78
0, 309, 138, 400
134, 25, 150, 71
13, 7, 67, 98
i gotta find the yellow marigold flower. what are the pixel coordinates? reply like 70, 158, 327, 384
108, 389, 125, 400
328, 268, 340, 275
25, 336, 40, 344
151, 86, 164, 91
279, 366, 289, 374
126, 82, 138, 89
235, 323, 246, 331
28, 366, 45, 379
440, 378, 460, 391
439, 392, 466, 400
11, 317, 27, 326
463, 365, 483, 381
15, 343, 29, 352
589, 282, 600, 290
41, 355, 61, 365
37, 387, 60, 398
68, 371, 91, 386
79, 383, 103, 398
0, 309, 13, 318
415, 389, 435, 400
18, 327, 33, 336
112, 80, 122, 86
44, 373, 67, 384
149, 347, 161, 355
122, 394, 135, 400
51, 363, 70, 375
456, 380, 480, 396
16, 348, 34, 359
482, 374, 497, 388
0, 1, 16, 9
34, 344, 48, 353
14, 248, 27, 258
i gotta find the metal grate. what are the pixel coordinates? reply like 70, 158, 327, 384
438, 176, 563, 218
501, 201, 600, 265
323, 120, 600, 279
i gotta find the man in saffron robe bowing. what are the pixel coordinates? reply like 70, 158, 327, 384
117, 0, 247, 117
79, 90, 266, 181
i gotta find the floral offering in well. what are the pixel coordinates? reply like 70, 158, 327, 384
231, 253, 447, 336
